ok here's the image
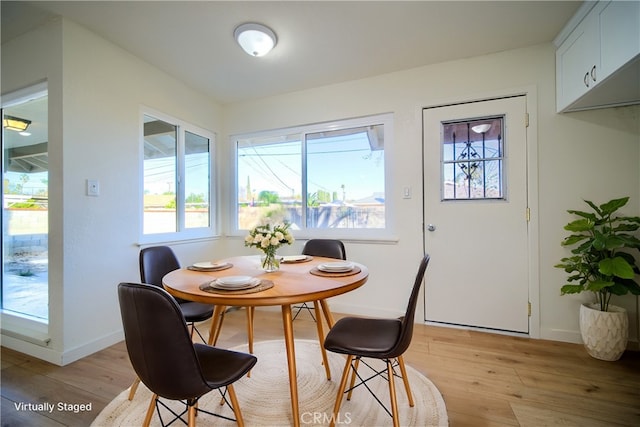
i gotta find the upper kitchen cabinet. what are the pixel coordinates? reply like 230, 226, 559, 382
555, 0, 640, 112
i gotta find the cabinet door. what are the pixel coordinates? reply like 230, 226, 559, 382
599, 0, 640, 79
556, 11, 599, 111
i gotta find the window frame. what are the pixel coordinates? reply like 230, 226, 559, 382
139, 107, 217, 244
1, 81, 50, 339
440, 116, 505, 201
230, 113, 395, 241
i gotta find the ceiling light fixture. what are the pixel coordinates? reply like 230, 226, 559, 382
3, 115, 32, 132
471, 124, 492, 134
234, 23, 277, 57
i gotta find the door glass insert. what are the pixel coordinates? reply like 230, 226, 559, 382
441, 117, 504, 200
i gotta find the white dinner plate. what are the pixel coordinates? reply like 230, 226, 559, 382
317, 261, 354, 272
281, 255, 309, 263
193, 261, 228, 269
216, 275, 254, 286
212, 277, 260, 290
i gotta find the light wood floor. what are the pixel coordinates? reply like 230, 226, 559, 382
2, 308, 639, 426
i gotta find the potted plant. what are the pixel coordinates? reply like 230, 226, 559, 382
555, 197, 640, 361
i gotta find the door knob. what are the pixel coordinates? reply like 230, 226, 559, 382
427, 224, 436, 232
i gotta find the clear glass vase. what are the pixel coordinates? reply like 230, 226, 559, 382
261, 250, 280, 272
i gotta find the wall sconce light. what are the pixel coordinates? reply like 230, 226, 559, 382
234, 23, 277, 57
3, 115, 32, 132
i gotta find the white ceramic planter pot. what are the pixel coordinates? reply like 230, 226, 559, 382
579, 303, 628, 361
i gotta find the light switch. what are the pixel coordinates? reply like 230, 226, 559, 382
403, 186, 412, 199
87, 179, 100, 196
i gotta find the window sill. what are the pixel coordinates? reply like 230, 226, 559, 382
227, 232, 399, 245
137, 234, 222, 247
1, 311, 50, 347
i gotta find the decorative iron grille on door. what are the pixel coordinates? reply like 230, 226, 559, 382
441, 117, 504, 200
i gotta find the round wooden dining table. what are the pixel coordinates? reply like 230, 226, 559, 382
162, 255, 369, 427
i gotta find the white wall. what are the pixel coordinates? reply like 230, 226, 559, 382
2, 19, 223, 364
538, 106, 640, 342
1, 17, 64, 363
223, 43, 640, 344
59, 19, 225, 363
2, 19, 638, 364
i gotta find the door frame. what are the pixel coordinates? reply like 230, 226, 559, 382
419, 87, 540, 338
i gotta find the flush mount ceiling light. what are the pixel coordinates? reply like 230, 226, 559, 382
3, 115, 31, 132
234, 23, 277, 57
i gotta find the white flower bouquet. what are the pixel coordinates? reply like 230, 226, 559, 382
244, 222, 294, 271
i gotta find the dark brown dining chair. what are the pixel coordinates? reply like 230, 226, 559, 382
303, 238, 347, 261
118, 282, 257, 427
139, 246, 214, 342
323, 254, 430, 427
294, 239, 347, 321
139, 246, 255, 365
128, 245, 216, 400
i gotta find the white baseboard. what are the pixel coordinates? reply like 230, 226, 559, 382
328, 302, 401, 319
1, 330, 124, 366
424, 320, 530, 338
542, 328, 583, 344
1, 334, 63, 365
61, 330, 124, 365
253, 302, 401, 319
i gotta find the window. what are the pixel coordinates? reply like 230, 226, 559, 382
441, 117, 504, 200
141, 110, 215, 241
233, 114, 390, 237
2, 84, 49, 321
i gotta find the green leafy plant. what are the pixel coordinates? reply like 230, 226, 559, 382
555, 197, 640, 311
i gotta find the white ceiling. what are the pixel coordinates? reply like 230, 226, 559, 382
2, 1, 582, 105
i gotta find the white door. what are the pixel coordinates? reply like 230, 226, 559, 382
423, 96, 529, 333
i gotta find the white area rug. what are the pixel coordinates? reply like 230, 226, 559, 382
92, 340, 448, 426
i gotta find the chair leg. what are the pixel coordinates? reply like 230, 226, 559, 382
190, 322, 208, 344
143, 393, 157, 427
227, 384, 245, 427
293, 302, 316, 321
291, 303, 305, 321
330, 355, 354, 427
386, 360, 400, 427
397, 355, 414, 407
128, 377, 140, 400
187, 404, 197, 427
346, 357, 360, 401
